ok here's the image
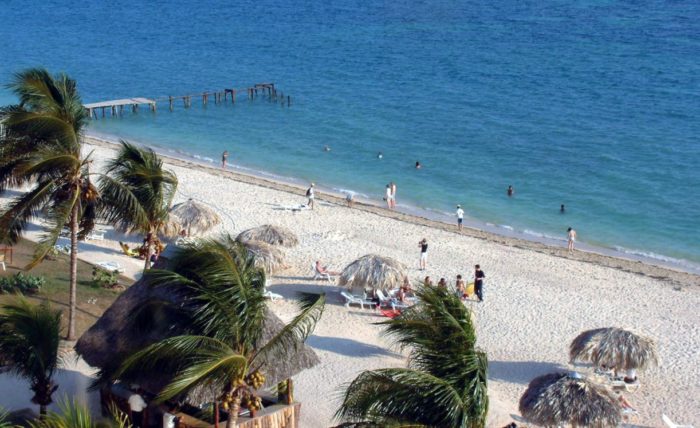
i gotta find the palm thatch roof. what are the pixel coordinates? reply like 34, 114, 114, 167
75, 262, 319, 406
339, 254, 406, 293
168, 199, 221, 236
239, 239, 287, 274
519, 372, 621, 427
569, 327, 658, 371
237, 225, 298, 248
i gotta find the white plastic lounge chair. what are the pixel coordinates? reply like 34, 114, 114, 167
86, 228, 106, 240
376, 289, 408, 310
663, 414, 694, 428
610, 377, 641, 393
263, 290, 283, 301
312, 264, 335, 283
96, 261, 125, 273
340, 291, 375, 309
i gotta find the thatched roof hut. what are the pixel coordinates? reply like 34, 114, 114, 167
75, 264, 319, 405
237, 225, 298, 248
519, 372, 621, 427
569, 328, 658, 371
339, 254, 406, 293
239, 240, 287, 274
168, 199, 222, 236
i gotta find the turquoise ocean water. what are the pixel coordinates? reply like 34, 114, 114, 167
1, 0, 699, 272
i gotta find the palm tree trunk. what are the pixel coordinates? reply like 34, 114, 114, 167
67, 204, 79, 341
39, 404, 47, 417
143, 230, 153, 271
226, 397, 241, 428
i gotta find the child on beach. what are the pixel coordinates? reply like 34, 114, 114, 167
455, 274, 466, 299
423, 276, 433, 287
346, 192, 354, 208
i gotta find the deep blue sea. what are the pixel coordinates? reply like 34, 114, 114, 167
1, 0, 699, 272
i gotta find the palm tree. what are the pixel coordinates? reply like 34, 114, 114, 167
0, 68, 96, 341
0, 298, 62, 416
335, 286, 488, 428
114, 236, 325, 428
97, 140, 178, 270
29, 396, 130, 428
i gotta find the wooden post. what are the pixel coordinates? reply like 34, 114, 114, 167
287, 95, 291, 106
169, 96, 173, 111
203, 92, 208, 105
214, 402, 219, 428
101, 107, 105, 118
232, 89, 235, 104
119, 105, 124, 115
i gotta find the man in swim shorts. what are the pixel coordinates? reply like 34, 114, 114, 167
456, 205, 464, 230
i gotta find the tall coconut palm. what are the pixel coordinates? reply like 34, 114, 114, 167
0, 68, 96, 341
335, 286, 488, 428
97, 140, 178, 270
0, 299, 62, 416
114, 235, 325, 428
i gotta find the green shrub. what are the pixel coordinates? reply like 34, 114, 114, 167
0, 273, 44, 294
91, 267, 119, 289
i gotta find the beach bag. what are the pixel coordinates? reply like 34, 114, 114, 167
465, 282, 475, 297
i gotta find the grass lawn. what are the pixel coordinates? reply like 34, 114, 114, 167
0, 239, 133, 338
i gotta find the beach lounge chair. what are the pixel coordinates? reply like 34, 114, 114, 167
340, 291, 375, 309
263, 290, 283, 301
96, 261, 125, 273
86, 228, 106, 240
119, 242, 140, 258
376, 289, 408, 310
312, 264, 335, 283
662, 414, 694, 428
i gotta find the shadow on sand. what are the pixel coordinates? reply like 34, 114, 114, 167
488, 360, 568, 385
306, 335, 400, 358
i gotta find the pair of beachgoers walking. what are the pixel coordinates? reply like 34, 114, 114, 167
385, 182, 396, 209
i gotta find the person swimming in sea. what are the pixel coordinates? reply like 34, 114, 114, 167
323, 145, 331, 152
377, 152, 383, 159
560, 204, 566, 213
507, 185, 514, 197
415, 161, 421, 169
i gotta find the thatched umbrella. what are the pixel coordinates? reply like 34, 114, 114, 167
339, 254, 406, 293
240, 239, 287, 274
519, 372, 621, 427
168, 198, 221, 236
237, 224, 298, 248
569, 328, 658, 371
75, 260, 319, 406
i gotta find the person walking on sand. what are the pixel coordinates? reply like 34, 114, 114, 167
474, 264, 485, 302
306, 183, 315, 210
390, 181, 397, 208
567, 227, 577, 253
221, 150, 229, 169
456, 204, 464, 230
418, 238, 428, 270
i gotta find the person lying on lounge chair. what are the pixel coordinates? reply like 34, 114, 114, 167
315, 260, 340, 276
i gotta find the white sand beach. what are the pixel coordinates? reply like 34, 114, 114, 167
2, 137, 698, 427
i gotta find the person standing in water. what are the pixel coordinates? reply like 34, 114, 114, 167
560, 204, 566, 213
415, 161, 421, 169
567, 227, 577, 253
221, 151, 229, 169
456, 205, 464, 231
507, 185, 514, 197
390, 182, 397, 208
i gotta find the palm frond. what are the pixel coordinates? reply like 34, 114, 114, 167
29, 396, 94, 428
252, 292, 325, 367
0, 179, 57, 244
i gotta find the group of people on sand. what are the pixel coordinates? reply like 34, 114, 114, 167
420, 264, 486, 302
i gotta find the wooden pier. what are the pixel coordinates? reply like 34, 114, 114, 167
85, 82, 291, 119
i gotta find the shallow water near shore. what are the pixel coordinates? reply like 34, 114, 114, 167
1, 0, 699, 271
